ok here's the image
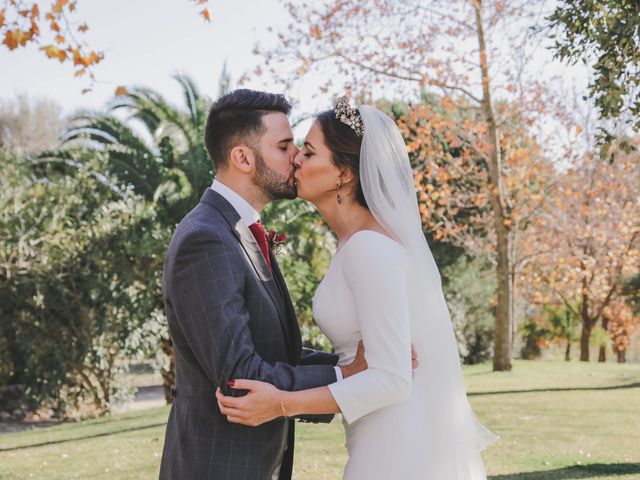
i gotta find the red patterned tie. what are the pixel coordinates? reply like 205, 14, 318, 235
248, 220, 272, 271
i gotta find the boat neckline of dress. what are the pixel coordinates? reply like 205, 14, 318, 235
335, 229, 398, 254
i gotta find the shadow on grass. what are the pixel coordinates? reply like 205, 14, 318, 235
60, 408, 166, 428
469, 382, 640, 397
0, 408, 166, 440
489, 463, 640, 479
0, 422, 167, 452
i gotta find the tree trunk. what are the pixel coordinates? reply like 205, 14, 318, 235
579, 276, 593, 361
598, 316, 609, 362
77, 367, 103, 414
474, 0, 513, 371
617, 349, 626, 363
580, 323, 592, 361
565, 339, 571, 361
510, 231, 518, 353
101, 374, 110, 408
161, 337, 175, 404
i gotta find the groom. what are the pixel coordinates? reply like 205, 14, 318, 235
159, 89, 366, 480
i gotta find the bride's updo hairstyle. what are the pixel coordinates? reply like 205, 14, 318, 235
315, 108, 368, 209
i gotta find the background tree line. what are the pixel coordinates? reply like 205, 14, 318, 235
1, 0, 638, 418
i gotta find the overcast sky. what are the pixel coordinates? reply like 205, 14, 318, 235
1, 1, 305, 111
1, 0, 590, 144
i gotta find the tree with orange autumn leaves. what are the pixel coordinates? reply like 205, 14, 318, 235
1, 0, 210, 92
403, 102, 639, 362
603, 300, 636, 363
258, 0, 562, 370
399, 96, 561, 354
523, 148, 639, 362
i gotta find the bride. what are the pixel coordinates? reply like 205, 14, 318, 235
216, 97, 497, 479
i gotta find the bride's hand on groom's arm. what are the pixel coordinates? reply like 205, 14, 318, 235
215, 342, 420, 427
216, 381, 342, 427
215, 380, 283, 427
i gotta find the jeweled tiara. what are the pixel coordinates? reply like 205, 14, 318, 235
334, 96, 364, 137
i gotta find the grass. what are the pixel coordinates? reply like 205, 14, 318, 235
0, 360, 638, 479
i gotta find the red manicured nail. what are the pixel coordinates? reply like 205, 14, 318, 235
227, 380, 235, 387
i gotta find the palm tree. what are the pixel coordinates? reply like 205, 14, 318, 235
62, 74, 212, 225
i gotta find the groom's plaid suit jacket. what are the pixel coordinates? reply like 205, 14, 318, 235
159, 189, 338, 480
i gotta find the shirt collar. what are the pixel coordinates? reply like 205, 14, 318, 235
210, 179, 261, 226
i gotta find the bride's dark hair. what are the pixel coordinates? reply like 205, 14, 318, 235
315, 109, 368, 208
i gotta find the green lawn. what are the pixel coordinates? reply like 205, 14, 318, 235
0, 360, 638, 479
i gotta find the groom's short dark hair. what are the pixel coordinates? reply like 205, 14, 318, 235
204, 89, 292, 169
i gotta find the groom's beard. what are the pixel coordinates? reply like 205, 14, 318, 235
254, 149, 297, 201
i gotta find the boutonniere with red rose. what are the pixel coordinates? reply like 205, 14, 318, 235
267, 229, 287, 255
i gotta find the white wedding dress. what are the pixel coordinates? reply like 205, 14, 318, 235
311, 103, 496, 479
313, 230, 495, 479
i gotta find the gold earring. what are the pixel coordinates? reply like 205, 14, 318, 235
336, 181, 342, 204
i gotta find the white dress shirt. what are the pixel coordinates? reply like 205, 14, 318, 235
210, 179, 261, 226
209, 179, 343, 381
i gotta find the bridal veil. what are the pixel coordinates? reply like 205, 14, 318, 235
358, 104, 498, 477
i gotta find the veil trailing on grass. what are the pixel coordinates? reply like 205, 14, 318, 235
358, 104, 498, 477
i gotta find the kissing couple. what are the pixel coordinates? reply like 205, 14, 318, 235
158, 89, 497, 480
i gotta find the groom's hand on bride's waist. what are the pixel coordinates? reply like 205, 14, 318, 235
339, 340, 367, 379
339, 340, 419, 379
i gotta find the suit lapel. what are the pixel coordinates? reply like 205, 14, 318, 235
234, 222, 290, 334
200, 189, 292, 350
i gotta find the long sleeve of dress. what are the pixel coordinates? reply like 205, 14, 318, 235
327, 233, 413, 424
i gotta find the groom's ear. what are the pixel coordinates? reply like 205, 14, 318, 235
229, 145, 254, 173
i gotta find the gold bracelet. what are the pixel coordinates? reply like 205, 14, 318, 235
280, 397, 289, 418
